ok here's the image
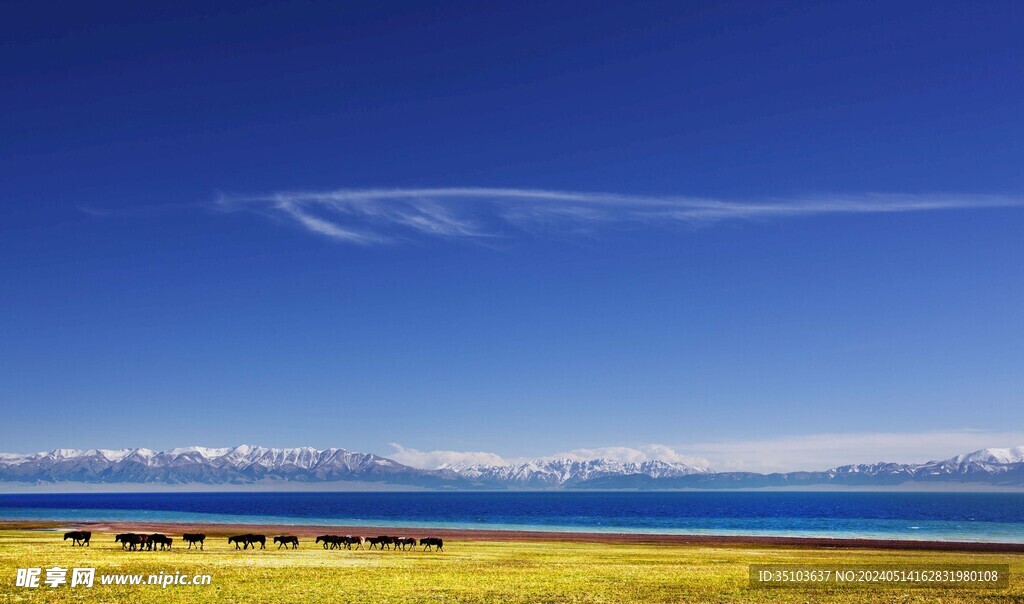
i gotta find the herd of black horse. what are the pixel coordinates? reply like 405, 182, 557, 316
114, 532, 176, 550
232, 533, 444, 551
62, 530, 444, 552
314, 535, 443, 551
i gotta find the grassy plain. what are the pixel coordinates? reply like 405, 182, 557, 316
0, 529, 1021, 603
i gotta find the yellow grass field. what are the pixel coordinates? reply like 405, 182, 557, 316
1, 529, 1022, 603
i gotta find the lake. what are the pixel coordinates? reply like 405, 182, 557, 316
2, 491, 1023, 542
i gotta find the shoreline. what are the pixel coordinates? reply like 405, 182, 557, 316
5, 519, 1024, 553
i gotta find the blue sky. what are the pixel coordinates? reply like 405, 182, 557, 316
2, 0, 1022, 471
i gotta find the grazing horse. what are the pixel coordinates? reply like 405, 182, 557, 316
419, 537, 444, 551
64, 531, 91, 546
395, 537, 416, 551
182, 533, 206, 550
115, 533, 143, 551
274, 536, 299, 549
149, 534, 173, 550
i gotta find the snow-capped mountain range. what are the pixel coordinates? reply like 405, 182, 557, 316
0, 445, 442, 487
1, 445, 1023, 489
439, 458, 710, 486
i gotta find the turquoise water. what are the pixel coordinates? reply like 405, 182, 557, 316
2, 491, 1023, 543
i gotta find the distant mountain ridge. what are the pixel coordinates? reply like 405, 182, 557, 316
2, 445, 1024, 489
0, 445, 448, 487
439, 458, 710, 487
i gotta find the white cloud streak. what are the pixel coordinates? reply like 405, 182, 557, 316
215, 188, 1023, 244
388, 431, 1024, 473
386, 443, 510, 469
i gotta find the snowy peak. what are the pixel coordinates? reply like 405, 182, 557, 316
949, 446, 1024, 466
166, 446, 231, 459
819, 445, 1024, 481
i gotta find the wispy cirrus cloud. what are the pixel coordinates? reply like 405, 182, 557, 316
214, 187, 1023, 245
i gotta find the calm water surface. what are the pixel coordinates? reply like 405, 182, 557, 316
2, 491, 1023, 542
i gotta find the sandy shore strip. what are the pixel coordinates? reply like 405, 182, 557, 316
4, 519, 1024, 553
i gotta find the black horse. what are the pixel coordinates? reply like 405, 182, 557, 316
316, 535, 343, 549
395, 537, 417, 550
182, 533, 206, 550
63, 531, 91, 546
419, 537, 444, 551
274, 535, 299, 549
115, 533, 143, 551
369, 535, 397, 550
149, 534, 173, 550
343, 535, 365, 550
229, 534, 267, 550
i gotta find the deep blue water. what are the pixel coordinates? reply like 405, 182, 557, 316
2, 491, 1024, 542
